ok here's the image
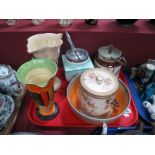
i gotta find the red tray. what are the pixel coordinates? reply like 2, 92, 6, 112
28, 69, 138, 128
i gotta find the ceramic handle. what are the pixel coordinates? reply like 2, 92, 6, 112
118, 56, 127, 65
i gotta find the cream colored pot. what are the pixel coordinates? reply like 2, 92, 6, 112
78, 68, 119, 117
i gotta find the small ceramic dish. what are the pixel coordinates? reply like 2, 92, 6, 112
58, 19, 73, 27
67, 75, 130, 124
0, 94, 15, 130
31, 19, 45, 25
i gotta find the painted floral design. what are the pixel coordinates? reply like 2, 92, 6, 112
83, 69, 116, 93
103, 77, 113, 86
78, 89, 114, 116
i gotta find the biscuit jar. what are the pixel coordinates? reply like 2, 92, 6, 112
78, 68, 119, 117
62, 32, 94, 81
94, 45, 127, 77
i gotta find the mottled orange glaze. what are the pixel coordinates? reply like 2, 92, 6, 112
27, 78, 55, 116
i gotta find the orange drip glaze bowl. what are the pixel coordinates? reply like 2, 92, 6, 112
67, 75, 131, 124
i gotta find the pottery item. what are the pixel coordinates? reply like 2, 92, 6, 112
32, 19, 45, 25
6, 19, 18, 26
143, 95, 155, 120
62, 55, 94, 81
16, 58, 59, 120
116, 19, 138, 26
0, 93, 15, 130
58, 19, 73, 27
141, 82, 155, 102
65, 32, 89, 63
67, 74, 130, 124
130, 59, 155, 94
141, 72, 155, 102
62, 32, 94, 81
78, 68, 119, 117
27, 33, 63, 90
85, 19, 98, 25
0, 64, 22, 96
27, 33, 63, 63
94, 44, 127, 77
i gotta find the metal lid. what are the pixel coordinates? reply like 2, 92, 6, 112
98, 45, 123, 62
65, 48, 88, 63
80, 68, 119, 97
65, 32, 88, 63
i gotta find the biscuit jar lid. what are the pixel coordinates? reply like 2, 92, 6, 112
65, 48, 88, 63
80, 68, 119, 97
65, 32, 88, 63
98, 45, 123, 62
